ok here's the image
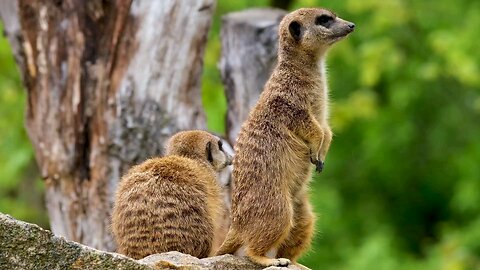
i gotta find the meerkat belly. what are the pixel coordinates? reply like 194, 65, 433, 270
232, 123, 292, 217
233, 120, 311, 217
283, 133, 313, 194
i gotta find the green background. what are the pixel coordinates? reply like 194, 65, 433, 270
1, 0, 479, 269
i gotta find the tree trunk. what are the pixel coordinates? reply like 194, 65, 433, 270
0, 0, 215, 251
269, 0, 293, 10
220, 8, 286, 144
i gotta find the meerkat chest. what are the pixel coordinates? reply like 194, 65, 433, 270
309, 81, 329, 121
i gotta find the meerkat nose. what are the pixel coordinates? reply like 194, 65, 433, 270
348, 23, 355, 29
226, 156, 233, 165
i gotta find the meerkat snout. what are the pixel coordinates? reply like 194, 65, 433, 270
225, 154, 233, 166
208, 139, 233, 170
312, 12, 355, 38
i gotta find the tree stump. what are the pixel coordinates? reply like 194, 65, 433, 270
220, 8, 286, 144
0, 0, 215, 251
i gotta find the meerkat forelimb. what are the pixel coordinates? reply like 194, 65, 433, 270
297, 110, 326, 172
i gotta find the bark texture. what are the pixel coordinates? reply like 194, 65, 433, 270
269, 0, 294, 10
220, 8, 287, 144
0, 0, 215, 251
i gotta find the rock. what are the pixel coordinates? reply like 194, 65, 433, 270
0, 213, 308, 269
140, 252, 308, 270
140, 252, 258, 269
0, 213, 151, 270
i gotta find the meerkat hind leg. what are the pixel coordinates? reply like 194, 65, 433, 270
245, 219, 292, 267
277, 197, 315, 263
215, 228, 242, 255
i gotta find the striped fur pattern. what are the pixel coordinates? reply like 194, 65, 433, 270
111, 130, 232, 259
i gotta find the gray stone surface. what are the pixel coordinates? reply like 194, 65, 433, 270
0, 213, 307, 269
140, 252, 307, 270
0, 213, 151, 270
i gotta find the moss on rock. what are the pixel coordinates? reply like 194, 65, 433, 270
0, 213, 307, 270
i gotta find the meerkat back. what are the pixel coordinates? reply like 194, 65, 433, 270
111, 130, 232, 259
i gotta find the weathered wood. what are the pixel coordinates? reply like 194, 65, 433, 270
220, 8, 287, 144
269, 0, 294, 10
0, 0, 215, 251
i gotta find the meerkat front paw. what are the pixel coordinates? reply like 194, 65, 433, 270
315, 160, 324, 172
310, 155, 324, 173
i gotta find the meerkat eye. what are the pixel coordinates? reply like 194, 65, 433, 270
218, 140, 223, 151
206, 141, 213, 162
315, 15, 334, 28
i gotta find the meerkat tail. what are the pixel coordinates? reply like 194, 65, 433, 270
215, 228, 242, 255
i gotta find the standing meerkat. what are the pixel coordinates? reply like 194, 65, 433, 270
216, 8, 355, 267
111, 130, 233, 259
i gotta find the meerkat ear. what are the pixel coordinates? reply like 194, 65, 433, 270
206, 141, 213, 163
288, 21, 302, 42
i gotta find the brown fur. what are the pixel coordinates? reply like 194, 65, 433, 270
216, 8, 355, 267
111, 130, 232, 259
212, 162, 233, 252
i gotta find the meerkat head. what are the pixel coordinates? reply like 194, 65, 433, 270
166, 130, 233, 171
279, 8, 355, 60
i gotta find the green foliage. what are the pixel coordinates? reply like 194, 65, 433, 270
1, 0, 479, 268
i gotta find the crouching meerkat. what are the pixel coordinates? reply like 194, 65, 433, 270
111, 130, 233, 259
216, 8, 355, 267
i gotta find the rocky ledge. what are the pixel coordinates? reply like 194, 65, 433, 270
0, 213, 306, 270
